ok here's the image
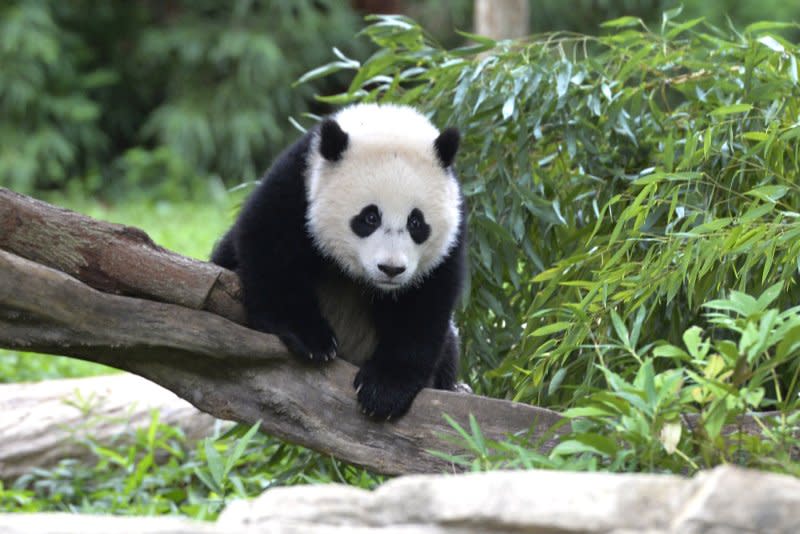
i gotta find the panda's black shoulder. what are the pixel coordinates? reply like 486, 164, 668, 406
240, 130, 317, 220
210, 129, 318, 269
249, 129, 316, 200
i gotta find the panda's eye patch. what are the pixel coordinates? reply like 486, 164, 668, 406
407, 208, 430, 244
350, 204, 381, 238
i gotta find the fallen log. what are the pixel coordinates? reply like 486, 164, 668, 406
0, 374, 223, 480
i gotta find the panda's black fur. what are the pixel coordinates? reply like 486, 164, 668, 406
212, 106, 467, 419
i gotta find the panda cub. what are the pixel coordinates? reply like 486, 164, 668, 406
212, 103, 467, 419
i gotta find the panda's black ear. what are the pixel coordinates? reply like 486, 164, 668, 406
434, 127, 460, 168
319, 119, 349, 162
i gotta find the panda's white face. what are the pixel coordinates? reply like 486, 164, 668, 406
306, 104, 461, 291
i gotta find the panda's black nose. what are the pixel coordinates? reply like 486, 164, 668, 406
378, 264, 406, 277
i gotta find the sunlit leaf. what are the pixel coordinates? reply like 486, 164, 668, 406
531, 322, 572, 337
711, 103, 753, 116
600, 16, 643, 29
659, 422, 682, 454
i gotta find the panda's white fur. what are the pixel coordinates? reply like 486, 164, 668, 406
316, 270, 378, 365
306, 104, 462, 291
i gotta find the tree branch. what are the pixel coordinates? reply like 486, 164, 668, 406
0, 188, 244, 323
0, 188, 566, 474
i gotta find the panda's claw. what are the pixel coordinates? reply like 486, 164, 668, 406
354, 360, 422, 420
276, 316, 337, 364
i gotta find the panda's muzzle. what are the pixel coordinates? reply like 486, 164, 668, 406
377, 263, 406, 278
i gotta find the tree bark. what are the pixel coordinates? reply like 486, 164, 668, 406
0, 374, 223, 480
0, 188, 244, 324
474, 0, 530, 40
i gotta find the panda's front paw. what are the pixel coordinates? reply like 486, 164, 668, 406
277, 317, 338, 364
353, 362, 423, 420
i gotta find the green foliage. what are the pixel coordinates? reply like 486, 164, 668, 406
0, 0, 365, 196
0, 2, 108, 192
527, 0, 800, 39
134, 0, 364, 186
0, 414, 382, 517
309, 14, 800, 474
193, 422, 263, 505
0, 352, 113, 383
435, 287, 800, 475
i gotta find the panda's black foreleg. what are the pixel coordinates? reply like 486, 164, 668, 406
260, 294, 338, 364
354, 285, 459, 418
354, 324, 459, 418
229, 167, 338, 364
236, 243, 337, 363
242, 278, 338, 363
353, 340, 438, 419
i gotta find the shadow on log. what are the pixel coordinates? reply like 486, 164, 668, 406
0, 188, 787, 475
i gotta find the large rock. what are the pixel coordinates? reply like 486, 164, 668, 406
0, 465, 798, 533
220, 469, 688, 532
218, 464, 800, 533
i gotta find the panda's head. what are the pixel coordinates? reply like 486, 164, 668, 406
306, 104, 461, 291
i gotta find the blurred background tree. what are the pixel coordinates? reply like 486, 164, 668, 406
0, 0, 366, 198
0, 0, 800, 198
3, 0, 797, 199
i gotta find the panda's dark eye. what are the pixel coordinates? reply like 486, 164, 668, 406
365, 211, 379, 227
350, 204, 381, 238
407, 208, 430, 244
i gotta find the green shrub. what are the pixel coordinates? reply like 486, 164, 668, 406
527, 1, 800, 38
134, 0, 365, 186
0, 418, 381, 518
307, 14, 800, 473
